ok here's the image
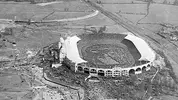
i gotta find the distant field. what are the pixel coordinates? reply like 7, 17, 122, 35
141, 4, 178, 25
101, 3, 147, 24
101, 4, 178, 24
0, 1, 93, 20
103, 3, 146, 13
91, 0, 175, 4
102, 3, 178, 25
99, 2, 178, 32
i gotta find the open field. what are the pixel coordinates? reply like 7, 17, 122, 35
140, 4, 178, 25
101, 3, 178, 25
0, 1, 93, 20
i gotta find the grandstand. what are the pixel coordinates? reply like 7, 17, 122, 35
54, 32, 156, 77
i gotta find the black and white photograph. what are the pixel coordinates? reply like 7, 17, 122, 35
0, 0, 178, 100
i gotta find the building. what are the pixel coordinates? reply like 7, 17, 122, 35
53, 32, 156, 77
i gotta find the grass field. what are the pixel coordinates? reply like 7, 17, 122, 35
0, 1, 93, 20
141, 4, 178, 25
101, 3, 178, 25
77, 34, 141, 68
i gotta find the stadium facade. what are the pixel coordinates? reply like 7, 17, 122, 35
52, 33, 156, 77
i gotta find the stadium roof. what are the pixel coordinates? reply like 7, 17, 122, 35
64, 35, 87, 64
125, 35, 156, 62
64, 34, 156, 65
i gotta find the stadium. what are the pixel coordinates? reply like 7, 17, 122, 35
55, 33, 156, 77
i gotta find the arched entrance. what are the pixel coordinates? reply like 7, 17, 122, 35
84, 68, 89, 74
129, 69, 135, 75
135, 67, 142, 74
142, 66, 146, 73
77, 66, 83, 72
147, 64, 150, 67
145, 64, 151, 71
98, 70, 104, 76
136, 68, 141, 71
90, 69, 97, 73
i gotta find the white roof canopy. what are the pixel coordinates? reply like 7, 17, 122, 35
64, 34, 156, 64
64, 36, 87, 64
125, 34, 156, 62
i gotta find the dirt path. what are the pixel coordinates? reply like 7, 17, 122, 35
0, 10, 99, 25
36, 1, 63, 6
136, 1, 151, 24
44, 10, 99, 22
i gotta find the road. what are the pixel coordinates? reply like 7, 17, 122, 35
82, 0, 178, 82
